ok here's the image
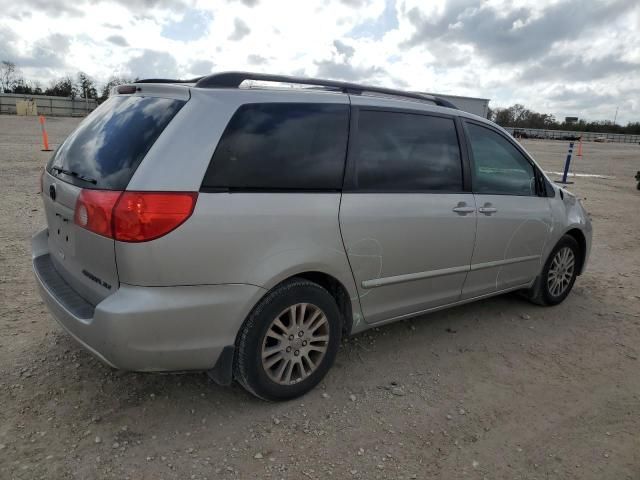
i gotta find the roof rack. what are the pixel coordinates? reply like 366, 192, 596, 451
192, 71, 458, 109
134, 77, 204, 84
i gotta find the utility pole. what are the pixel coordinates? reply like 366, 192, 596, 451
613, 106, 619, 125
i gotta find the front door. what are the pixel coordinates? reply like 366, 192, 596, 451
339, 106, 477, 324
461, 121, 552, 299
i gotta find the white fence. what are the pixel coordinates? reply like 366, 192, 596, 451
504, 127, 640, 144
0, 93, 98, 117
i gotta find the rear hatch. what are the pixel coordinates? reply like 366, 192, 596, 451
42, 90, 187, 305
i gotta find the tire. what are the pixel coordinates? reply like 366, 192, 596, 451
234, 277, 342, 401
527, 235, 581, 306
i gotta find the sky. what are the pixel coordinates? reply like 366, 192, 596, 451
1, 0, 639, 123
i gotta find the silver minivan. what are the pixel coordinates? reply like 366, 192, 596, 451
33, 72, 592, 400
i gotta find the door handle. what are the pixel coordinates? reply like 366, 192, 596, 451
452, 203, 475, 215
478, 206, 497, 215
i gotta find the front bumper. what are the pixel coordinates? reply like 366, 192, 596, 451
32, 229, 265, 372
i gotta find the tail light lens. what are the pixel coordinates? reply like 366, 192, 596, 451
74, 190, 121, 237
113, 192, 198, 242
74, 190, 197, 242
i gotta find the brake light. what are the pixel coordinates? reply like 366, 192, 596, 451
117, 85, 138, 94
74, 190, 122, 237
74, 190, 197, 242
113, 192, 198, 242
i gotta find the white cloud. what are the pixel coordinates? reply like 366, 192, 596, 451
0, 0, 638, 122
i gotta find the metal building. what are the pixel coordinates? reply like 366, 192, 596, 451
427, 92, 491, 118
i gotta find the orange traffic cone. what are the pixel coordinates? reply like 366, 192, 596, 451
39, 116, 52, 152
576, 137, 583, 158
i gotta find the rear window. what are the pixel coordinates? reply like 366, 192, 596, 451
47, 95, 186, 190
201, 103, 349, 191
351, 111, 463, 192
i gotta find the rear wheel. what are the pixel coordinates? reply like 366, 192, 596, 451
527, 235, 580, 306
234, 278, 342, 401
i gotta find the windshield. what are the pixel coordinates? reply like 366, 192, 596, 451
47, 95, 186, 190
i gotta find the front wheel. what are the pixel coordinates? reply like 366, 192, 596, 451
527, 235, 580, 306
234, 278, 342, 401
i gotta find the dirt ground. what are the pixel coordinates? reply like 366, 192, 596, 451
1, 114, 639, 480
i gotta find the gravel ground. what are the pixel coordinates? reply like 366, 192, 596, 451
1, 114, 639, 479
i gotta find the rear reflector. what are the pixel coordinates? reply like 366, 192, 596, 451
74, 190, 197, 242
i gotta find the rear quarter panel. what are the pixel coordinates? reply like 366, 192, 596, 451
115, 192, 362, 324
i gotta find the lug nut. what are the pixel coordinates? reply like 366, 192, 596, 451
294, 350, 300, 356
288, 335, 294, 341
286, 346, 292, 353
302, 340, 307, 346
298, 331, 304, 337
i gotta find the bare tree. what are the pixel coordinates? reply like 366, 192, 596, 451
0, 60, 17, 93
77, 72, 98, 100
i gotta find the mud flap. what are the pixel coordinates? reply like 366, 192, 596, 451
206, 346, 235, 386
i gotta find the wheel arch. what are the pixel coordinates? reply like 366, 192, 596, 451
293, 271, 354, 336
238, 270, 357, 339
564, 228, 587, 275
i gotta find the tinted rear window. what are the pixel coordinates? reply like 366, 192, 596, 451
352, 111, 462, 192
47, 95, 185, 190
202, 103, 349, 190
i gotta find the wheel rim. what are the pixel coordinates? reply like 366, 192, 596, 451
261, 303, 330, 385
547, 246, 575, 297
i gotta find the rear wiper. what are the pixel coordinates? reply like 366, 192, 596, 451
51, 166, 97, 185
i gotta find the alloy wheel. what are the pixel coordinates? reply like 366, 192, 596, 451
547, 246, 575, 297
261, 303, 330, 385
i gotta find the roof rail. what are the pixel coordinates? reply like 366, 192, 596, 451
193, 71, 458, 109
134, 77, 204, 84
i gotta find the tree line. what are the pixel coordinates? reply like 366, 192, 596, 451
1, 60, 131, 103
488, 103, 640, 135
2, 59, 639, 134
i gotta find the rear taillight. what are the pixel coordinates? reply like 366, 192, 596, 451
113, 192, 198, 242
74, 190, 122, 237
74, 190, 197, 242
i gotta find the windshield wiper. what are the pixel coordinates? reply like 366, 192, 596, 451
51, 166, 97, 185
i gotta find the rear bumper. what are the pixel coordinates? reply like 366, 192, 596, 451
32, 228, 265, 372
